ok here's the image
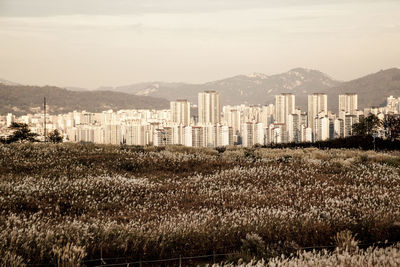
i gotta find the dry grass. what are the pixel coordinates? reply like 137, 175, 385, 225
1, 143, 400, 265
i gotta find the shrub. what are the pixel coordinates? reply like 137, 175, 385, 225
52, 243, 87, 267
241, 233, 266, 258
333, 230, 359, 253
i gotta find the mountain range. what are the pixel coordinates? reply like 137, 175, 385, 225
1, 68, 399, 115
99, 68, 339, 110
92, 68, 400, 111
0, 84, 169, 116
326, 68, 400, 109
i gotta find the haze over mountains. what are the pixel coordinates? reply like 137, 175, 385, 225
91, 68, 400, 110
105, 68, 340, 110
327, 68, 400, 109
1, 68, 399, 115
0, 85, 169, 116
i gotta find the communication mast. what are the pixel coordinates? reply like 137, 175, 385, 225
44, 97, 47, 142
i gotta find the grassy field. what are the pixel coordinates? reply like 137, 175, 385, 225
216, 242, 400, 266
1, 143, 400, 266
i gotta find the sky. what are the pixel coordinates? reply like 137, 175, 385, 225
0, 0, 399, 88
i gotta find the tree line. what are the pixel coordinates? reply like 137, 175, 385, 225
352, 113, 400, 141
263, 114, 400, 151
0, 122, 62, 144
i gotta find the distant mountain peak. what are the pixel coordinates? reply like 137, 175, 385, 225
288, 68, 337, 83
288, 67, 329, 76
105, 67, 342, 109
135, 84, 159, 96
289, 67, 314, 72
245, 72, 269, 79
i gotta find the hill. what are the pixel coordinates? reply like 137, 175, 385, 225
64, 86, 90, 92
0, 84, 169, 116
105, 68, 400, 111
322, 68, 400, 111
3, 67, 399, 115
110, 68, 340, 109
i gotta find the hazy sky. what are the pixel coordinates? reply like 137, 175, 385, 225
0, 0, 399, 88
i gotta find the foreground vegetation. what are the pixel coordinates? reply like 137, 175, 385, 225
1, 143, 400, 265
217, 242, 400, 266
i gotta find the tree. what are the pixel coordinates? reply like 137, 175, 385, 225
383, 115, 400, 141
352, 114, 381, 136
48, 129, 63, 143
6, 122, 39, 143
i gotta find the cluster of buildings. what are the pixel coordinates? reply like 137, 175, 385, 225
1, 92, 399, 147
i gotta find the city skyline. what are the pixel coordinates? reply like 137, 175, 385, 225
1, 89, 399, 147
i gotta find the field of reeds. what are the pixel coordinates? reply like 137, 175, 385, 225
1, 143, 400, 266
216, 241, 400, 266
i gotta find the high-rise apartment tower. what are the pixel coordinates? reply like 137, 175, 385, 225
198, 91, 221, 124
308, 93, 328, 141
275, 93, 295, 125
170, 99, 191, 126
339, 93, 358, 115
